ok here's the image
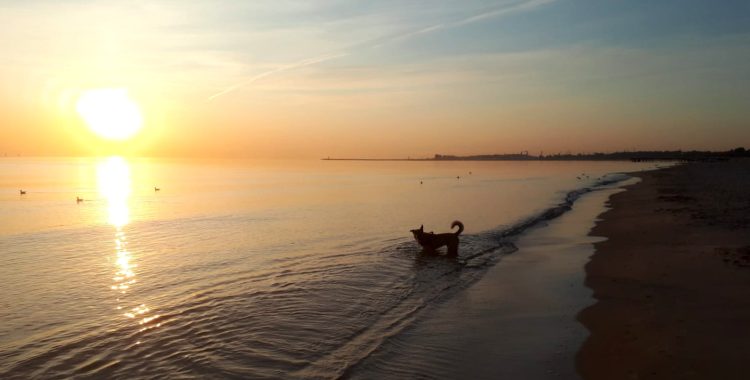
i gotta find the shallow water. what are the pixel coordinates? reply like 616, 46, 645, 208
0, 157, 656, 379
349, 179, 637, 380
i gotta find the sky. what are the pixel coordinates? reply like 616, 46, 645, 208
1, 0, 749, 158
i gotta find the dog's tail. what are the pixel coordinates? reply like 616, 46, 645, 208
451, 220, 464, 235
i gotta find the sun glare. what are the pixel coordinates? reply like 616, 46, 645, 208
97, 156, 131, 227
76, 88, 143, 140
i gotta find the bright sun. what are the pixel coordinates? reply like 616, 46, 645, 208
76, 88, 143, 140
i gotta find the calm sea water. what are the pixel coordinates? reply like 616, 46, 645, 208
0, 157, 656, 379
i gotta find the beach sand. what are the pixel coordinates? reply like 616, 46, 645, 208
351, 177, 632, 379
578, 159, 750, 379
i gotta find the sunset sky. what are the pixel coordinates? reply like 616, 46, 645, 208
1, 0, 749, 158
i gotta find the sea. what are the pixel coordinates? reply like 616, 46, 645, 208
0, 157, 658, 379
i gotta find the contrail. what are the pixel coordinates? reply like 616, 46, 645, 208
208, 0, 555, 101
370, 0, 556, 48
458, 0, 555, 26
207, 52, 348, 101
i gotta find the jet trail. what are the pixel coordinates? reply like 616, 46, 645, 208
208, 0, 555, 101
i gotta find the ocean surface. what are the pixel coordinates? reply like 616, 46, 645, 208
0, 157, 657, 379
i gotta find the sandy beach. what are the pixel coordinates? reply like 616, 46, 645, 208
349, 174, 635, 379
578, 159, 750, 379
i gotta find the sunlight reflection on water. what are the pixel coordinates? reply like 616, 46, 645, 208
97, 156, 130, 228
0, 158, 665, 379
98, 157, 161, 333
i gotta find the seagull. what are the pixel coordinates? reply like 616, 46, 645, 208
76, 197, 83, 203
154, 187, 160, 192
19, 190, 26, 195
420, 181, 423, 185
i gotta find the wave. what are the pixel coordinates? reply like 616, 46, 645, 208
301, 173, 632, 379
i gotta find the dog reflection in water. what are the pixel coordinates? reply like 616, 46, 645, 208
410, 221, 464, 256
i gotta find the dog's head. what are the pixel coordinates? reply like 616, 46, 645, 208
410, 225, 424, 240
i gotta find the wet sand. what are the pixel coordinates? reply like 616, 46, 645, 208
351, 177, 632, 379
578, 159, 750, 379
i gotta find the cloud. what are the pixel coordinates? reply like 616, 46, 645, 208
207, 0, 556, 101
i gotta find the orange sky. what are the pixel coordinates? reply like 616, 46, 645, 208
1, 1, 748, 158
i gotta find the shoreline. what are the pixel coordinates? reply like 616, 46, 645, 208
321, 158, 685, 162
349, 174, 634, 379
577, 159, 750, 379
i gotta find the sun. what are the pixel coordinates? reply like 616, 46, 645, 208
76, 88, 143, 140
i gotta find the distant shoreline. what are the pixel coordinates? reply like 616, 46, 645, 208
321, 157, 674, 162
322, 148, 747, 162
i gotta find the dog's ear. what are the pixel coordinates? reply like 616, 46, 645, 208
420, 225, 424, 231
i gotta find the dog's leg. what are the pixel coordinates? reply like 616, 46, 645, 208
447, 243, 458, 256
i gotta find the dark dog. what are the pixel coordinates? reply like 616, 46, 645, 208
410, 221, 464, 256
